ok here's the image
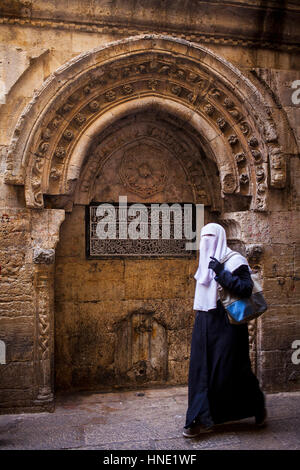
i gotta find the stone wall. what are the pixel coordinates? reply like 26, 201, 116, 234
0, 1, 299, 412
55, 206, 197, 392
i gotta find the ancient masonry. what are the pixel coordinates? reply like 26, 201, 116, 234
0, 1, 299, 413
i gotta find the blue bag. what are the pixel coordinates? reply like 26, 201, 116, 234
218, 252, 268, 324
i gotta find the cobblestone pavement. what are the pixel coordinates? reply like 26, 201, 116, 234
0, 386, 299, 450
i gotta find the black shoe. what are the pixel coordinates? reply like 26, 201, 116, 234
182, 424, 214, 438
255, 407, 267, 427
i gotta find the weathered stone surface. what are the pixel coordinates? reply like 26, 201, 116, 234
0, 316, 34, 362
0, 389, 34, 409
258, 350, 300, 393
263, 244, 295, 278
0, 362, 35, 389
33, 248, 55, 264
259, 305, 300, 351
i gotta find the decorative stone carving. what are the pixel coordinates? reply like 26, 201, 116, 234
77, 117, 218, 209
222, 173, 236, 194
31, 210, 65, 407
118, 143, 168, 198
245, 244, 263, 262
204, 103, 215, 116
257, 182, 267, 194
105, 90, 116, 102
240, 122, 251, 135
170, 84, 182, 96
5, 35, 290, 211
33, 248, 55, 264
224, 97, 234, 109
147, 79, 158, 90
42, 128, 52, 141
229, 109, 241, 121
228, 134, 238, 146
269, 147, 286, 189
63, 130, 74, 141
217, 118, 227, 130
51, 115, 63, 129
73, 113, 86, 126
54, 147, 66, 160
235, 152, 246, 164
62, 102, 75, 114
249, 137, 259, 147
209, 88, 221, 99
122, 84, 134, 94
248, 320, 256, 348
38, 142, 49, 154
240, 173, 249, 184
34, 267, 54, 404
251, 149, 262, 163
256, 168, 265, 181
50, 168, 61, 180
89, 100, 100, 111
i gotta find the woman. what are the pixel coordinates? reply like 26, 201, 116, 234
183, 223, 266, 438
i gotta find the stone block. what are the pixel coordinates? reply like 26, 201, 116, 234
0, 300, 34, 318
262, 244, 294, 278
124, 259, 195, 300
294, 244, 300, 278
263, 277, 299, 305
258, 305, 300, 352
0, 362, 35, 389
167, 329, 191, 362
0, 389, 34, 409
259, 350, 300, 392
0, 316, 34, 362
270, 212, 300, 244
167, 359, 189, 384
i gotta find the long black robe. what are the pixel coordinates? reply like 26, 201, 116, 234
185, 264, 265, 429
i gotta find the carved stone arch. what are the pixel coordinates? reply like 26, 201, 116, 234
73, 101, 223, 211
5, 34, 292, 212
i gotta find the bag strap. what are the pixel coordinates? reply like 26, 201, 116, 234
219, 251, 241, 264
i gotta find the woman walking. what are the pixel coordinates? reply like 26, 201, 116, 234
183, 223, 266, 437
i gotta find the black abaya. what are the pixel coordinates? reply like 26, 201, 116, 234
185, 264, 265, 429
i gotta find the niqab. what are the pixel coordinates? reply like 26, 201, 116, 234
193, 223, 250, 311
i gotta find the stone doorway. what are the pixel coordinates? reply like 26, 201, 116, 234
3, 35, 294, 411
53, 109, 222, 393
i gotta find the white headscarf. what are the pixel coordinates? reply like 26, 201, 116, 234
193, 223, 250, 311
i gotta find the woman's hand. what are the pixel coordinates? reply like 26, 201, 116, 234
208, 256, 223, 274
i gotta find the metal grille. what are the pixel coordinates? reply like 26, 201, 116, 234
86, 202, 197, 259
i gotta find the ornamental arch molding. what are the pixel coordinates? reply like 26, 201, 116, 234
5, 35, 292, 212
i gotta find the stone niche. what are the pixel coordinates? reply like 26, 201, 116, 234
54, 111, 220, 393
114, 309, 168, 386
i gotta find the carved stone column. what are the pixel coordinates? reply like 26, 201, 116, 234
31, 209, 65, 410
33, 254, 55, 407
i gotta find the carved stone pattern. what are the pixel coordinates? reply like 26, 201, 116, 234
1, 17, 299, 52
118, 143, 168, 198
36, 274, 51, 362
6, 46, 280, 213
78, 119, 216, 208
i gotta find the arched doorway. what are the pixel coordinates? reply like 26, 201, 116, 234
4, 35, 293, 406
53, 108, 222, 392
